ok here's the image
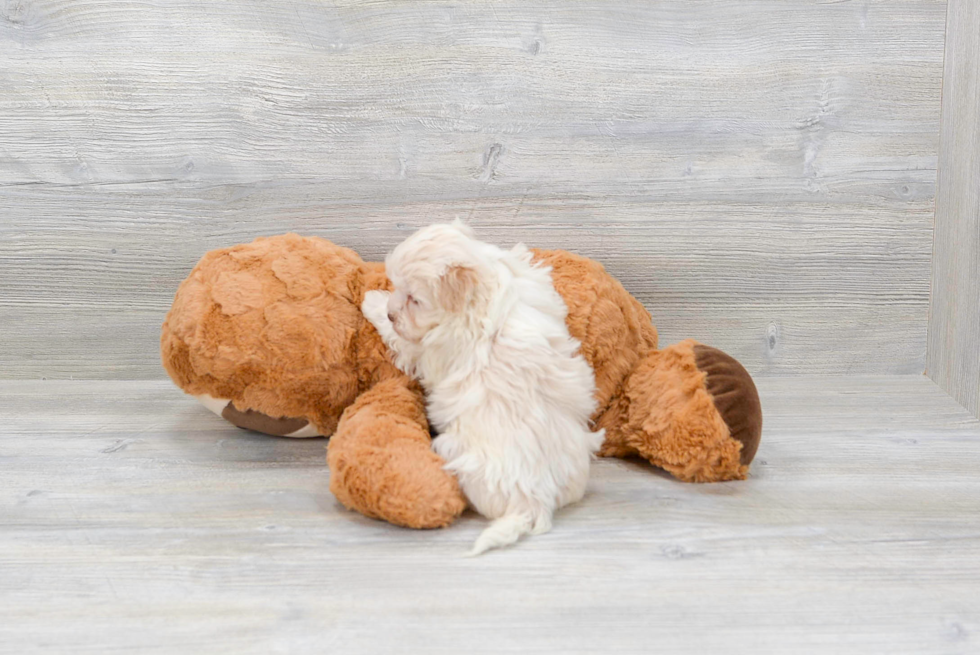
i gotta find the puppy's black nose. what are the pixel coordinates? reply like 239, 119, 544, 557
387, 313, 396, 323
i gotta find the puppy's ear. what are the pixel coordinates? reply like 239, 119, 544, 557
439, 265, 479, 313
450, 217, 476, 238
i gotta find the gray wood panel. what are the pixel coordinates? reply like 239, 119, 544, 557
0, 0, 946, 378
927, 0, 980, 418
1, 376, 979, 653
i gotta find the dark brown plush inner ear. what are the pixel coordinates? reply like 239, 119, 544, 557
440, 265, 479, 313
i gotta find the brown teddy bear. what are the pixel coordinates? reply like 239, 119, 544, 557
161, 233, 762, 529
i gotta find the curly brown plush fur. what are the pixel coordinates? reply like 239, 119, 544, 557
162, 234, 762, 529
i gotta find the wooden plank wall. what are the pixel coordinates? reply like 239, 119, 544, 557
927, 0, 980, 417
0, 0, 946, 379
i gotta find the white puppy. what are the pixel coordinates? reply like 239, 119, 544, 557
362, 221, 604, 555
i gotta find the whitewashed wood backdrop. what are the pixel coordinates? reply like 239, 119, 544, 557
0, 0, 947, 379
928, 0, 980, 417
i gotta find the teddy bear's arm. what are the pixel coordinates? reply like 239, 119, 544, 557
327, 373, 467, 529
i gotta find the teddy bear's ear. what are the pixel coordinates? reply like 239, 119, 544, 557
438, 265, 479, 313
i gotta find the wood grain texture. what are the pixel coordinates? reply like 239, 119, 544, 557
927, 0, 980, 417
1, 376, 979, 654
0, 0, 946, 378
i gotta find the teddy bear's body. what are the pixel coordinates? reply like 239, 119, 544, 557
162, 234, 761, 528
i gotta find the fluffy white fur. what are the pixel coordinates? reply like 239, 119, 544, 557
362, 221, 604, 556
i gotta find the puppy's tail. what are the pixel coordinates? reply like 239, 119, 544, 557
467, 512, 540, 557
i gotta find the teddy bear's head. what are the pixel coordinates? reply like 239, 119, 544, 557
161, 233, 388, 437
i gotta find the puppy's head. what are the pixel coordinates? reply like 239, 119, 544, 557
383, 221, 489, 342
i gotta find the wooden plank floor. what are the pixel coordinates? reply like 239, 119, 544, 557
1, 376, 978, 654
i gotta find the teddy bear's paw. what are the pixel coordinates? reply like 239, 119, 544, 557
692, 344, 762, 467
617, 340, 760, 482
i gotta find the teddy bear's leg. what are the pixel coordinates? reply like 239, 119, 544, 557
596, 339, 762, 482
327, 377, 467, 529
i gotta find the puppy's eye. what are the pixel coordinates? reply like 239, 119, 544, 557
407, 294, 419, 306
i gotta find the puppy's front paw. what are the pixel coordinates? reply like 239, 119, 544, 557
361, 290, 391, 329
